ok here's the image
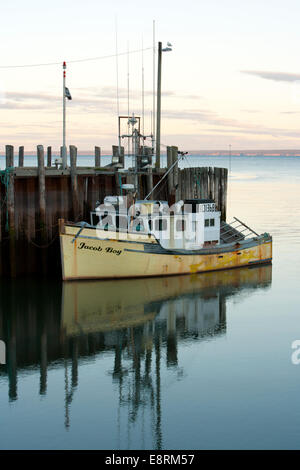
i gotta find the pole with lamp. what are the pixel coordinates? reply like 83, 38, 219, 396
155, 41, 172, 169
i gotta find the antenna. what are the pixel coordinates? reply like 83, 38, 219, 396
152, 20, 156, 155
115, 16, 121, 153
142, 35, 145, 141
127, 40, 130, 158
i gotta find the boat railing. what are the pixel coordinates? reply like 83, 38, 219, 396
220, 217, 259, 243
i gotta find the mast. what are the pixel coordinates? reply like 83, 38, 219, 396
62, 61, 67, 169
115, 16, 121, 154
152, 20, 156, 155
155, 42, 162, 169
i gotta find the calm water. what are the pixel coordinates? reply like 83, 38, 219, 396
0, 155, 300, 450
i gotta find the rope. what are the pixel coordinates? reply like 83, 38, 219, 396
0, 167, 14, 231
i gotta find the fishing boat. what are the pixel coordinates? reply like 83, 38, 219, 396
59, 132, 272, 281
59, 45, 272, 280
59, 191, 272, 280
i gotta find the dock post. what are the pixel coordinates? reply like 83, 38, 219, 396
37, 145, 47, 273
6, 145, 16, 277
195, 168, 200, 199
147, 166, 153, 197
115, 170, 121, 196
171, 146, 178, 200
47, 146, 52, 167
167, 146, 173, 194
208, 167, 213, 199
213, 167, 220, 212
177, 168, 182, 201
70, 145, 79, 220
60, 146, 67, 169
203, 167, 208, 199
95, 146, 101, 167
191, 168, 196, 199
0, 172, 1, 275
221, 168, 227, 221
37, 145, 46, 225
18, 146, 24, 167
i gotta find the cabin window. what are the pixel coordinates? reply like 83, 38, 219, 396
205, 219, 209, 227
116, 215, 128, 230
210, 218, 215, 227
176, 219, 185, 232
155, 218, 167, 232
100, 214, 113, 229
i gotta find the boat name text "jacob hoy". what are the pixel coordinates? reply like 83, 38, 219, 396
78, 242, 122, 256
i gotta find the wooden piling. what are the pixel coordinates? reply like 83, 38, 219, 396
220, 168, 227, 221
114, 170, 121, 196
37, 145, 48, 271
213, 167, 219, 211
37, 145, 46, 224
6, 145, 16, 277
18, 146, 24, 167
95, 146, 101, 167
184, 169, 189, 199
167, 146, 173, 194
192, 168, 196, 199
37, 145, 48, 273
208, 167, 213, 199
172, 146, 178, 199
147, 166, 153, 197
203, 167, 208, 199
177, 166, 182, 201
6, 145, 14, 169
25, 176, 37, 274
195, 168, 200, 199
0, 179, 2, 276
60, 146, 66, 168
47, 146, 52, 167
70, 145, 79, 220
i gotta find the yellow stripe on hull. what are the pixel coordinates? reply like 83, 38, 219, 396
60, 226, 272, 280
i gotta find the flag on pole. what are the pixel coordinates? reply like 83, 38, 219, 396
65, 87, 72, 100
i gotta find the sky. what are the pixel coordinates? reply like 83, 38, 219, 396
1, 0, 300, 152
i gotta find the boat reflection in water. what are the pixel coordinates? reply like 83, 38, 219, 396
0, 265, 272, 448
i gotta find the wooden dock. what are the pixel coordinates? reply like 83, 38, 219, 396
0, 145, 228, 277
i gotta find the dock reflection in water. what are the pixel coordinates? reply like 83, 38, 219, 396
0, 265, 272, 449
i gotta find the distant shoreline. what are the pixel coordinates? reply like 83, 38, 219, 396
1, 151, 300, 157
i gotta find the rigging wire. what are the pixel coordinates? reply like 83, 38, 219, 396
0, 47, 152, 69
